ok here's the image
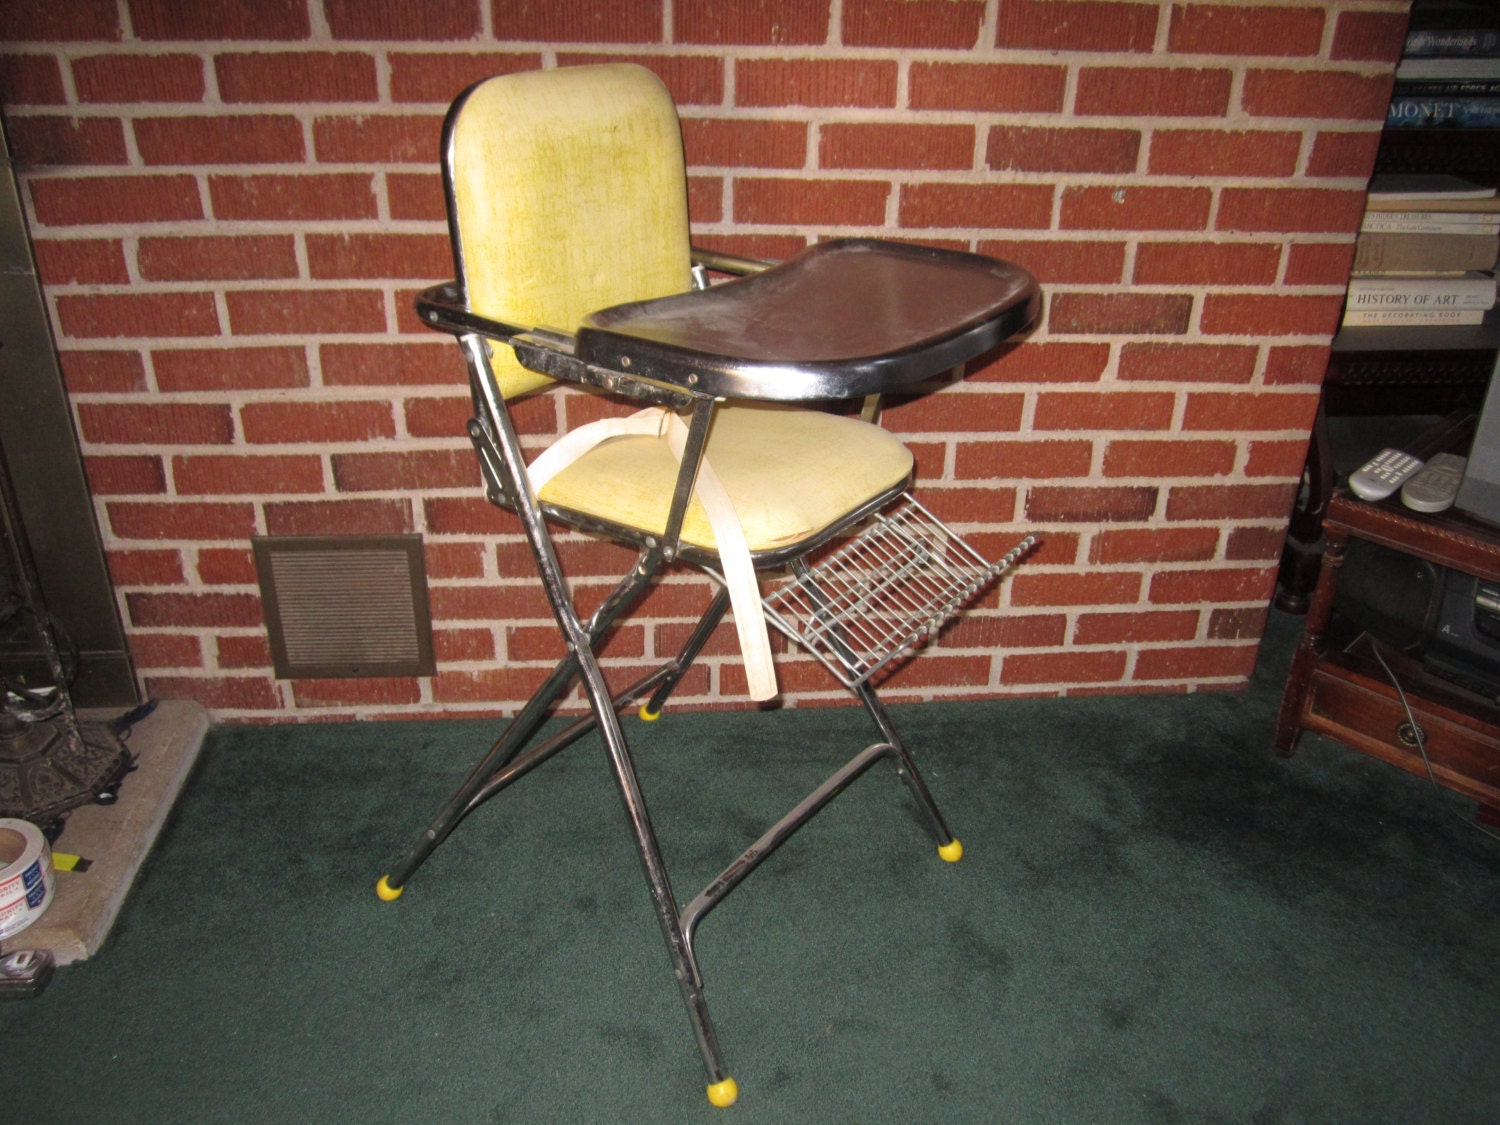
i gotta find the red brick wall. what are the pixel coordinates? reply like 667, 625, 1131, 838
0, 0, 1410, 720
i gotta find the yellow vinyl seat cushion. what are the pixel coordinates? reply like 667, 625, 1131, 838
536, 403, 913, 554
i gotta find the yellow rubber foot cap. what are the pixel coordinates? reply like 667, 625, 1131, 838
938, 839, 963, 863
375, 875, 404, 901
706, 1077, 738, 1107
638, 703, 662, 722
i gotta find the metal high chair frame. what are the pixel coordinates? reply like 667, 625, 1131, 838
375, 64, 1040, 1107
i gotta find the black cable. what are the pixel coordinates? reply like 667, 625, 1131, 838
1365, 635, 1500, 845
109, 699, 158, 742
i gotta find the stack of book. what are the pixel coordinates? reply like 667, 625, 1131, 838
1389, 0, 1500, 129
1341, 174, 1498, 330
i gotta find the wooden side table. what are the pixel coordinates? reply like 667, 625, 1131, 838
1276, 490, 1500, 811
1274, 362, 1489, 615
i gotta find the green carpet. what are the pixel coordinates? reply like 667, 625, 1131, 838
4, 611, 1498, 1122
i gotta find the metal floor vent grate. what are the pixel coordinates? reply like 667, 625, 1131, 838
253, 535, 435, 679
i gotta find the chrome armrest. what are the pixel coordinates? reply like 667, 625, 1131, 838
690, 246, 777, 278
414, 282, 528, 342
416, 284, 698, 410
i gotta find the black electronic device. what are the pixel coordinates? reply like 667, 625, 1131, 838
1335, 538, 1500, 700
1454, 350, 1500, 526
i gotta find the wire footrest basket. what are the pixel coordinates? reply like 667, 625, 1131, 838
761, 494, 1036, 688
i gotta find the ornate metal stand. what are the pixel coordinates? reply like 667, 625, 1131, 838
0, 434, 130, 835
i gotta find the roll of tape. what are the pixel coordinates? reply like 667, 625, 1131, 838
0, 819, 55, 941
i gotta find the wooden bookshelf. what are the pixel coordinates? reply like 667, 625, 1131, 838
1274, 23, 1500, 612
1375, 127, 1500, 182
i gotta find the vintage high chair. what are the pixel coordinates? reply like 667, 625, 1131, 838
378, 63, 1040, 1106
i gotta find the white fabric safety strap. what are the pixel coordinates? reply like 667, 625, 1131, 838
524, 408, 665, 492
526, 407, 779, 701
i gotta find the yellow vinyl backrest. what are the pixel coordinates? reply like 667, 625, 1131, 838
445, 64, 694, 399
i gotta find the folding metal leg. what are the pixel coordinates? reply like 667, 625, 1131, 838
772, 556, 964, 859
679, 737, 907, 964
377, 652, 581, 898
382, 575, 739, 1092
508, 545, 735, 1099
639, 586, 730, 719
675, 664, 963, 966
378, 552, 664, 898
661, 669, 963, 1109
574, 644, 735, 1099
381, 577, 961, 1105
852, 679, 962, 859
382, 348, 738, 1101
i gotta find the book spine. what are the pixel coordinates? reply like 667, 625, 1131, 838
1360, 214, 1500, 234
1394, 79, 1500, 97
1341, 308, 1487, 327
1387, 97, 1500, 128
1365, 195, 1500, 214
1351, 234, 1500, 273
1395, 58, 1500, 81
1403, 29, 1500, 57
1345, 281, 1497, 311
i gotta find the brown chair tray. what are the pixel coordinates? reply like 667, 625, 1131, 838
575, 238, 1039, 402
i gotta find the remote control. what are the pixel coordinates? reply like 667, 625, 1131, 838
1401, 452, 1467, 514
1349, 448, 1424, 501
